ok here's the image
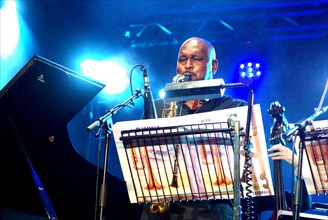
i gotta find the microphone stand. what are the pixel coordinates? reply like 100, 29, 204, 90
220, 83, 254, 220
86, 89, 142, 220
282, 105, 328, 220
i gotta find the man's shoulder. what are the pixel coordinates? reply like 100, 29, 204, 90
225, 96, 247, 106
211, 96, 247, 110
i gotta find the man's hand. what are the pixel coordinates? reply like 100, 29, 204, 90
268, 144, 298, 167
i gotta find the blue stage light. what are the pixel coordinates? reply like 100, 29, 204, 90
239, 62, 262, 79
80, 59, 129, 95
159, 89, 165, 98
0, 0, 19, 58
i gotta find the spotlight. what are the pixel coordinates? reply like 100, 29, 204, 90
159, 89, 165, 98
80, 59, 129, 95
0, 0, 19, 58
239, 62, 262, 79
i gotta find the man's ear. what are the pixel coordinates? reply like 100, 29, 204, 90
212, 59, 218, 75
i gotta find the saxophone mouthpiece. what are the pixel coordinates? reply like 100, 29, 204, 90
172, 73, 191, 83
184, 73, 192, 81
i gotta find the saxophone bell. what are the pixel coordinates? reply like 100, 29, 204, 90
150, 202, 170, 214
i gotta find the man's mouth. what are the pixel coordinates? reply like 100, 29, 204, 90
184, 72, 195, 80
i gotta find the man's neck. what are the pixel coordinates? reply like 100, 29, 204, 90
185, 100, 203, 110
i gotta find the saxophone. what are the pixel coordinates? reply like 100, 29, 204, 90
162, 73, 191, 118
150, 74, 191, 215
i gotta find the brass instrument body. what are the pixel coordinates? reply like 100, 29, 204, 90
150, 74, 190, 215
150, 202, 170, 214
170, 144, 179, 187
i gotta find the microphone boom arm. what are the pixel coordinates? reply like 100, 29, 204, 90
86, 89, 142, 133
282, 105, 328, 140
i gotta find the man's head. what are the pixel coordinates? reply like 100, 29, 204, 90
176, 37, 218, 81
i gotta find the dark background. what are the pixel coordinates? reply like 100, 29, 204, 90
1, 1, 327, 219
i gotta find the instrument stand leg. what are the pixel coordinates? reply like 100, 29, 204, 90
86, 90, 142, 220
233, 121, 241, 220
293, 129, 306, 220
98, 124, 112, 220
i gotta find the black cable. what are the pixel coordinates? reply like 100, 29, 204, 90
129, 64, 146, 97
244, 142, 254, 219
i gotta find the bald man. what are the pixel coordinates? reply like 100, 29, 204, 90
140, 37, 246, 220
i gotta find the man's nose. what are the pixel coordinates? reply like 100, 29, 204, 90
185, 59, 193, 70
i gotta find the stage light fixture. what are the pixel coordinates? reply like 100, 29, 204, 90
239, 62, 262, 79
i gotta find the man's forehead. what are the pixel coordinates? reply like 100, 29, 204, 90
179, 43, 209, 56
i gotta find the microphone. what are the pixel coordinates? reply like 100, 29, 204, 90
142, 66, 157, 119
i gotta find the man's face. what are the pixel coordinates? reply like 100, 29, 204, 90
176, 39, 216, 81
